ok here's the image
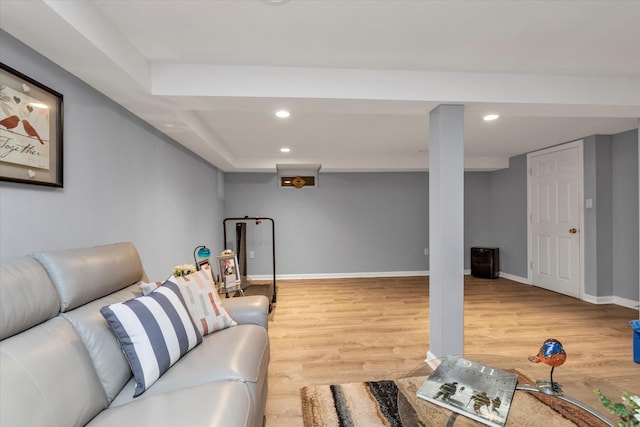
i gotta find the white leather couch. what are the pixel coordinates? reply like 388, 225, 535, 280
0, 242, 270, 427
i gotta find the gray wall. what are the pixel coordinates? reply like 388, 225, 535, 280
489, 155, 528, 278
0, 31, 224, 279
584, 135, 614, 297
224, 173, 430, 275
224, 171, 502, 276
464, 172, 493, 268
612, 129, 639, 301
583, 130, 639, 302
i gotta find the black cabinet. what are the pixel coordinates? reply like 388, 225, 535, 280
470, 247, 499, 279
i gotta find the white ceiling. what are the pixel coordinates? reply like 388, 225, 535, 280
1, 0, 639, 172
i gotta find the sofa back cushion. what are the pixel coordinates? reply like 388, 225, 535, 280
62, 284, 141, 403
0, 317, 108, 427
31, 242, 144, 312
0, 257, 60, 340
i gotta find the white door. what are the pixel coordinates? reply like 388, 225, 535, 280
528, 142, 583, 298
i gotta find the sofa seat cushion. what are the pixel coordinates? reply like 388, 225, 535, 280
88, 381, 253, 427
0, 317, 108, 427
110, 324, 269, 407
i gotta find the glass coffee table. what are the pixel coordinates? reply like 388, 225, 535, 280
397, 355, 634, 426
217, 281, 249, 298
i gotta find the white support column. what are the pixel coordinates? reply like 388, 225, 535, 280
427, 104, 465, 360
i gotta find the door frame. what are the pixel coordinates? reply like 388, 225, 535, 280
526, 139, 585, 299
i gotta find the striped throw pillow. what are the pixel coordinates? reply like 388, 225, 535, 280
166, 269, 237, 336
138, 280, 163, 296
100, 282, 202, 397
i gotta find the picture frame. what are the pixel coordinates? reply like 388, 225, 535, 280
196, 258, 211, 271
197, 259, 215, 283
216, 254, 241, 287
0, 62, 64, 187
196, 258, 212, 277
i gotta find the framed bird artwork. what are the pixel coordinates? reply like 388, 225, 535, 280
0, 62, 63, 187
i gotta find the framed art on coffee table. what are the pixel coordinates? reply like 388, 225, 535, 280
197, 259, 213, 280
0, 63, 63, 187
216, 254, 240, 288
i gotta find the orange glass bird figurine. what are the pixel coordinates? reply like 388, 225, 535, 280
528, 338, 566, 394
528, 338, 567, 367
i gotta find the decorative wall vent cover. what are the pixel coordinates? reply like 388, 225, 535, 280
281, 175, 315, 188
276, 164, 321, 189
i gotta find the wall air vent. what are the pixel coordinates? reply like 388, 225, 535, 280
280, 175, 315, 188
276, 164, 321, 189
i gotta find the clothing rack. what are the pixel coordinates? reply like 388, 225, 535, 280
223, 216, 276, 303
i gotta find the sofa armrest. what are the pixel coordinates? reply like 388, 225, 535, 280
222, 295, 269, 329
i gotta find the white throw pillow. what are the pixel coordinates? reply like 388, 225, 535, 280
165, 269, 237, 336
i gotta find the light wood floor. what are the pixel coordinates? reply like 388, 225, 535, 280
264, 276, 639, 426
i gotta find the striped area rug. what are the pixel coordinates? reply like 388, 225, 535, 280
301, 380, 402, 427
300, 375, 610, 427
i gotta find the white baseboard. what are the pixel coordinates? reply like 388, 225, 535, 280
499, 272, 530, 284
613, 296, 638, 310
425, 350, 441, 368
463, 270, 530, 285
613, 296, 639, 310
581, 293, 638, 309
581, 293, 614, 305
251, 270, 529, 282
248, 271, 429, 281
425, 350, 439, 361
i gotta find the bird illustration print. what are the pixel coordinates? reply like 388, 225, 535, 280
21, 119, 44, 144
0, 115, 20, 130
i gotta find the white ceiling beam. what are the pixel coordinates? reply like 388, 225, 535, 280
152, 64, 640, 108
231, 154, 508, 173
42, 0, 150, 92
175, 111, 236, 171
3, 1, 636, 174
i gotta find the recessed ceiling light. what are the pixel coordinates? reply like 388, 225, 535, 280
483, 114, 499, 121
275, 110, 290, 118
280, 147, 291, 153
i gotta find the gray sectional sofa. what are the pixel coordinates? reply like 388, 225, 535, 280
0, 242, 270, 427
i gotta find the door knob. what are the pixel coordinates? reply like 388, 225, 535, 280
569, 228, 577, 234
